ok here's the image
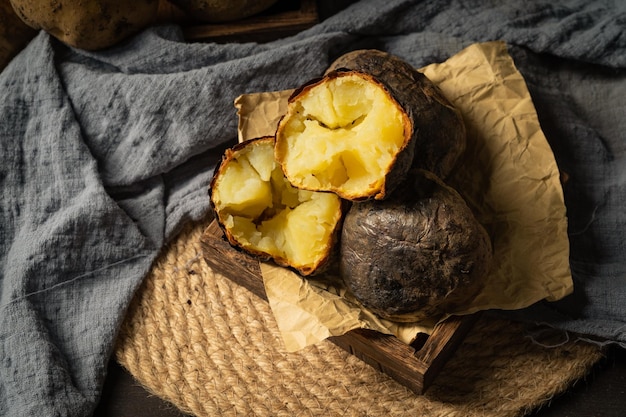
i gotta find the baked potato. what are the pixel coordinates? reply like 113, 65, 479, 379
210, 136, 344, 276
274, 49, 466, 202
339, 169, 492, 322
326, 49, 467, 182
274, 70, 412, 201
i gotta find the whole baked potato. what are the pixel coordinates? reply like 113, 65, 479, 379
339, 169, 492, 322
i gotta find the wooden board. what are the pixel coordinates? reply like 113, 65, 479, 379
200, 219, 479, 394
157, 0, 319, 44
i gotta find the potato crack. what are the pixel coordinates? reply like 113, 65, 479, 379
254, 206, 278, 225
305, 114, 366, 131
253, 175, 302, 226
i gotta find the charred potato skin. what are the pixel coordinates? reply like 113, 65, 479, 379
209, 138, 272, 261
326, 49, 467, 181
209, 136, 347, 276
339, 169, 492, 322
275, 71, 416, 201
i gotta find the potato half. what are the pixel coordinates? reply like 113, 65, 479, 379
275, 70, 414, 201
340, 169, 492, 322
326, 49, 467, 182
210, 136, 344, 276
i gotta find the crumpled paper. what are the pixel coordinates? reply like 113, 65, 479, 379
234, 41, 572, 352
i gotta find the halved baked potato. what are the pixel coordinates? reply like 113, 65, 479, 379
275, 70, 412, 201
210, 136, 345, 276
326, 49, 467, 182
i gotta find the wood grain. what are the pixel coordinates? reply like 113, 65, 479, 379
200, 219, 479, 394
157, 0, 320, 44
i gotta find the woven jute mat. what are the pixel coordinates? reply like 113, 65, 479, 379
115, 217, 604, 417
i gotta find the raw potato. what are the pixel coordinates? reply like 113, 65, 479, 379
9, 0, 159, 50
210, 136, 344, 276
326, 49, 467, 181
340, 169, 492, 322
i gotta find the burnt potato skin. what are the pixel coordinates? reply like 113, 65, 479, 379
326, 49, 467, 181
339, 169, 492, 322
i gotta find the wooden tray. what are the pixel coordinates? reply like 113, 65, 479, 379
200, 219, 479, 394
157, 0, 319, 44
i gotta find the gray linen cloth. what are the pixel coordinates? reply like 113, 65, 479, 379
1, 0, 625, 415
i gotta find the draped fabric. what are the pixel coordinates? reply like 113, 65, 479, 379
1, 1, 624, 415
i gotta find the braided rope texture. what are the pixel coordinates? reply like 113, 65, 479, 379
115, 218, 603, 417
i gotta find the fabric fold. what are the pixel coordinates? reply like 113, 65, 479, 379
1, 1, 625, 415
0, 33, 159, 416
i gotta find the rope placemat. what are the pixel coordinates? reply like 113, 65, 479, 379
115, 217, 604, 417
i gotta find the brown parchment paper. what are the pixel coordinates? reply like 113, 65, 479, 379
233, 41, 573, 352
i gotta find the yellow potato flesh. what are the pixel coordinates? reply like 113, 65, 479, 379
214, 140, 341, 271
216, 157, 272, 219
278, 75, 406, 198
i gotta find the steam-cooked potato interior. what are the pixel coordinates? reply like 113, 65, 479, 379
211, 138, 342, 274
276, 73, 408, 200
